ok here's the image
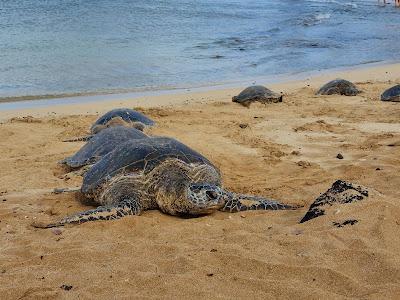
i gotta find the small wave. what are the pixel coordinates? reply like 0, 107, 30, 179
306, 0, 358, 9
301, 13, 331, 26
315, 13, 331, 21
344, 2, 358, 9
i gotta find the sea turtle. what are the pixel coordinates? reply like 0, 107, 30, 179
34, 137, 299, 227
381, 84, 400, 102
299, 180, 368, 223
63, 108, 155, 142
232, 85, 283, 107
316, 79, 361, 96
61, 126, 148, 169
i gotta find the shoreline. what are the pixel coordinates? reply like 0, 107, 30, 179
0, 59, 393, 105
0, 60, 399, 121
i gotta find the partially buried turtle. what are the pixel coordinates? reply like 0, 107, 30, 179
34, 137, 299, 227
381, 84, 400, 102
316, 79, 361, 96
232, 85, 283, 107
61, 126, 148, 169
63, 108, 155, 142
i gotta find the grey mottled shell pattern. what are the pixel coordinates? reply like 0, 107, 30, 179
82, 137, 219, 196
232, 85, 282, 106
317, 79, 361, 96
381, 84, 400, 102
91, 108, 155, 134
62, 127, 148, 168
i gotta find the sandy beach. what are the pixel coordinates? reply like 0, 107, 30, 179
1, 63, 400, 299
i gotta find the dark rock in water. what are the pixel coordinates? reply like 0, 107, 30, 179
333, 219, 358, 228
381, 84, 400, 102
232, 85, 282, 107
316, 79, 361, 96
300, 180, 368, 223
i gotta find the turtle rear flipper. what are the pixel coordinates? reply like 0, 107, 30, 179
220, 192, 301, 212
31, 198, 142, 228
62, 135, 94, 142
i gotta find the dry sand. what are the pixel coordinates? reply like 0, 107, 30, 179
1, 63, 400, 299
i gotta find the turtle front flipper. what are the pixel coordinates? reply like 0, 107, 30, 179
220, 192, 300, 213
32, 198, 142, 228
62, 135, 94, 142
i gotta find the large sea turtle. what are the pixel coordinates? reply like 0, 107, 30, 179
63, 108, 155, 142
34, 137, 299, 227
316, 79, 361, 96
381, 84, 400, 102
232, 85, 283, 107
61, 127, 148, 169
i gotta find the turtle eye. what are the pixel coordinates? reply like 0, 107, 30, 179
206, 190, 218, 200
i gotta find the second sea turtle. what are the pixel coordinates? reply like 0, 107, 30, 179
61, 126, 148, 169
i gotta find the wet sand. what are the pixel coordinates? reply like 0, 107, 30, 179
1, 63, 400, 299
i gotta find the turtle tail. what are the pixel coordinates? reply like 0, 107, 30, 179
62, 135, 94, 142
52, 187, 81, 194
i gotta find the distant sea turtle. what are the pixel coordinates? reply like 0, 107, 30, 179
316, 79, 361, 96
34, 137, 299, 227
232, 85, 283, 107
61, 127, 148, 169
63, 108, 155, 142
381, 84, 400, 102
299, 180, 368, 223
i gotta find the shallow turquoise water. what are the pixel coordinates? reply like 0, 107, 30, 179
0, 0, 399, 98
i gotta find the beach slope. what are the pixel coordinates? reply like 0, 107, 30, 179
1, 65, 400, 299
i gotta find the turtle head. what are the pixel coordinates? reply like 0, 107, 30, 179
186, 183, 226, 214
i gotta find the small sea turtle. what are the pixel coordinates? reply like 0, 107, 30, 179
299, 180, 368, 223
316, 79, 361, 96
34, 137, 299, 227
61, 127, 148, 169
63, 108, 155, 142
91, 108, 155, 132
381, 84, 400, 102
232, 85, 283, 107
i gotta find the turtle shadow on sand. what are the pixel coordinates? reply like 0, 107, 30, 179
33, 137, 301, 228
63, 108, 155, 142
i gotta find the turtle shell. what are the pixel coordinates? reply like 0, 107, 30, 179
62, 127, 148, 168
381, 84, 400, 102
232, 85, 282, 104
82, 137, 218, 195
90, 108, 155, 133
317, 79, 361, 96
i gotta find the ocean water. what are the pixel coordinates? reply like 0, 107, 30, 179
0, 0, 399, 99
